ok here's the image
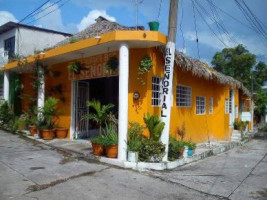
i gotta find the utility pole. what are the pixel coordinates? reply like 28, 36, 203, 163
160, 0, 179, 161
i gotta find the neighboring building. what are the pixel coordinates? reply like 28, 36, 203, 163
262, 81, 267, 122
0, 21, 72, 99
2, 17, 252, 162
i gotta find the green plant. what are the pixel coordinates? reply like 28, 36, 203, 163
67, 61, 83, 74
168, 137, 184, 161
102, 124, 118, 146
82, 100, 115, 135
105, 56, 118, 72
184, 140, 196, 150
143, 113, 165, 141
233, 120, 245, 131
127, 122, 144, 152
138, 56, 153, 85
90, 135, 106, 145
139, 139, 165, 162
69, 37, 79, 43
36, 97, 60, 130
0, 101, 14, 125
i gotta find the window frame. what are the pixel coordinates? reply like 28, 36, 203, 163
225, 99, 229, 114
176, 84, 192, 107
151, 76, 163, 107
209, 97, 213, 114
196, 96, 206, 115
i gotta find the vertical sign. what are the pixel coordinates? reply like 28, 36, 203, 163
160, 42, 175, 161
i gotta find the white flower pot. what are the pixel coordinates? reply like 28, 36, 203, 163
128, 151, 138, 162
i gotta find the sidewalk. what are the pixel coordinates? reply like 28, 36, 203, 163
20, 130, 251, 171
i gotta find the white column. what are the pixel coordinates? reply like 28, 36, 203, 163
231, 89, 235, 125
160, 42, 176, 162
37, 67, 45, 111
118, 43, 129, 161
3, 71, 10, 101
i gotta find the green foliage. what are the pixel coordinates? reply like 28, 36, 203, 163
138, 56, 153, 85
67, 61, 83, 74
127, 122, 144, 152
0, 100, 18, 133
82, 100, 115, 135
143, 113, 165, 141
259, 124, 267, 132
139, 139, 165, 162
36, 97, 60, 130
233, 120, 245, 131
168, 137, 185, 161
183, 140, 196, 150
69, 37, 79, 43
212, 44, 267, 120
102, 123, 118, 146
212, 44, 256, 90
105, 56, 118, 71
90, 135, 106, 145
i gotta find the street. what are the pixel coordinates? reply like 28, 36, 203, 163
0, 130, 266, 200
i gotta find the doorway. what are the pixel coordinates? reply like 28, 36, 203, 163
73, 76, 118, 139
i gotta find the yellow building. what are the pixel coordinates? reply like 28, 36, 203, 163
2, 17, 251, 161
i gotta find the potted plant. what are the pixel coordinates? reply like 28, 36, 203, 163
138, 56, 153, 85
67, 61, 83, 74
105, 56, 118, 73
103, 124, 118, 158
186, 141, 196, 157
17, 113, 29, 131
36, 97, 60, 140
90, 135, 105, 156
55, 127, 68, 138
168, 137, 184, 161
127, 122, 144, 162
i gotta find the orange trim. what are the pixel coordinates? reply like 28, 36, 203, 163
3, 31, 167, 71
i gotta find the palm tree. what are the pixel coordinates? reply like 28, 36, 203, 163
82, 100, 114, 135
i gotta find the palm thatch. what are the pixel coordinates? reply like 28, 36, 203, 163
159, 46, 251, 96
55, 16, 144, 47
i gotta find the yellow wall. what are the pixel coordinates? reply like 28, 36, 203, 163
20, 47, 249, 142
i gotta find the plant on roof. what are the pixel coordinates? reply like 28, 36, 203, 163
69, 37, 79, 43
67, 61, 83, 74
138, 56, 153, 85
105, 56, 118, 73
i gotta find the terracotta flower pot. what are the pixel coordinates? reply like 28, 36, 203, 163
178, 147, 185, 158
41, 129, 55, 140
29, 125, 37, 136
91, 142, 104, 156
105, 145, 118, 158
55, 128, 68, 138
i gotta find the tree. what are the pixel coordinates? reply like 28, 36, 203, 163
212, 44, 267, 120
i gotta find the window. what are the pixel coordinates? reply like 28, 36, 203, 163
152, 76, 162, 106
241, 100, 245, 112
229, 90, 233, 113
176, 85, 191, 107
225, 99, 229, 114
196, 96, 206, 114
4, 36, 15, 58
209, 97, 213, 114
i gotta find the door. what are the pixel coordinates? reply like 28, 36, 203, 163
74, 81, 90, 139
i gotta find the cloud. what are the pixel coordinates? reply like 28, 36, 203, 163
0, 11, 18, 26
77, 10, 116, 32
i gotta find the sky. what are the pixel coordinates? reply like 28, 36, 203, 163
0, 0, 267, 65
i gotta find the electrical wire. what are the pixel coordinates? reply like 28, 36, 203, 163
157, 0, 163, 21
26, 0, 70, 25
179, 0, 185, 52
191, 0, 200, 59
19, 0, 50, 23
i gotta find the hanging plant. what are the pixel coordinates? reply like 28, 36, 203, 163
67, 61, 83, 74
138, 56, 153, 85
105, 56, 118, 73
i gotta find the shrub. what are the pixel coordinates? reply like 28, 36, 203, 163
139, 139, 165, 162
168, 137, 185, 161
127, 122, 144, 152
143, 113, 165, 141
102, 123, 118, 146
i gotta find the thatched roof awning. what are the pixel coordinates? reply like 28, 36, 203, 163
159, 46, 251, 96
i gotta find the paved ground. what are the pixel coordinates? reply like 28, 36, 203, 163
0, 130, 266, 200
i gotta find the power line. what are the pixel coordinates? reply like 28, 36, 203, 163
26, 0, 70, 25
157, 0, 163, 21
19, 0, 50, 23
23, 0, 64, 24
179, 0, 185, 52
191, 0, 200, 59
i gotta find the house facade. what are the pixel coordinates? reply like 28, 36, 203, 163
1, 17, 252, 162
0, 22, 72, 98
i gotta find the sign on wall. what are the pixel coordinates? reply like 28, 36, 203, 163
68, 52, 118, 80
